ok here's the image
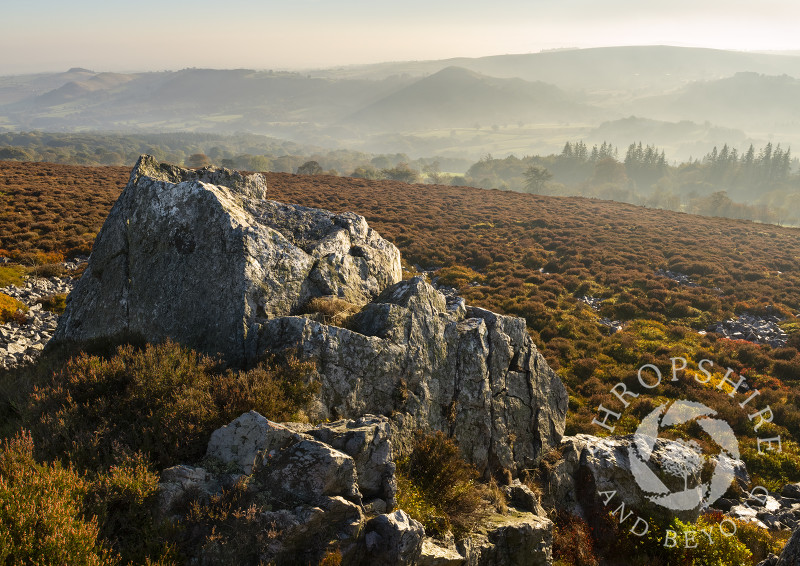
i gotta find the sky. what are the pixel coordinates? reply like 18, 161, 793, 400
3, 0, 800, 74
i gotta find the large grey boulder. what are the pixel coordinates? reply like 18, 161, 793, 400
52, 155, 401, 366
260, 276, 568, 476
546, 434, 749, 523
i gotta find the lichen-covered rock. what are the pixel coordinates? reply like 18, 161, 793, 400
458, 511, 553, 566
364, 510, 425, 566
206, 410, 309, 474
52, 155, 401, 366
258, 439, 361, 505
309, 415, 397, 505
261, 276, 568, 476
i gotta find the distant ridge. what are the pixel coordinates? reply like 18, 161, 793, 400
315, 45, 800, 90
346, 66, 596, 131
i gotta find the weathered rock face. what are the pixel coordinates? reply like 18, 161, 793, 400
758, 523, 800, 566
52, 155, 402, 366
364, 510, 426, 566
260, 276, 568, 476
457, 511, 553, 566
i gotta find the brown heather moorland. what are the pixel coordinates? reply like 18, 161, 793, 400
3, 160, 800, 489
4, 160, 800, 563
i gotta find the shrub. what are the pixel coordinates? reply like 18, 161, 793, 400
86, 452, 177, 564
0, 265, 25, 287
37, 293, 68, 314
27, 340, 319, 470
396, 430, 486, 538
436, 265, 483, 288
0, 431, 114, 566
0, 291, 27, 323
663, 514, 752, 566
28, 263, 66, 278
553, 512, 599, 566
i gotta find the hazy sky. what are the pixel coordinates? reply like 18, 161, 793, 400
3, 0, 800, 74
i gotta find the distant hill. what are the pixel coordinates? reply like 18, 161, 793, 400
346, 66, 599, 131
1, 69, 412, 133
34, 73, 135, 106
312, 46, 800, 94
3, 46, 800, 157
632, 72, 800, 130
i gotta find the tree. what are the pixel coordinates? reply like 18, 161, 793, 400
523, 165, 552, 194
423, 161, 444, 184
351, 165, 382, 180
381, 163, 420, 183
186, 153, 211, 168
296, 160, 323, 175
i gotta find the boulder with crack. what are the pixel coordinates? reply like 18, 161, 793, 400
52, 155, 401, 367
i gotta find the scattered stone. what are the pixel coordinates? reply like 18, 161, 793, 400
656, 268, 698, 287
579, 295, 604, 310
782, 483, 800, 500
709, 312, 787, 348
0, 267, 79, 370
597, 317, 623, 334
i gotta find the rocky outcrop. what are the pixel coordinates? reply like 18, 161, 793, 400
53, 157, 566, 476
204, 411, 396, 507
160, 412, 555, 565
261, 276, 568, 476
52, 155, 402, 366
